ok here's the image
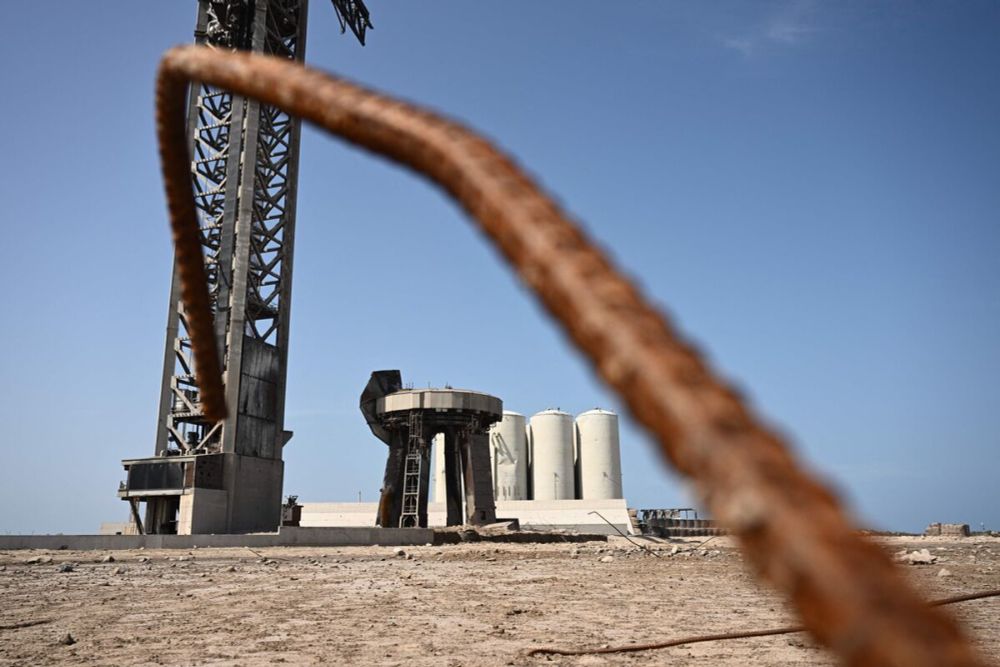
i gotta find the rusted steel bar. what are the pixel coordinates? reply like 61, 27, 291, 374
155, 45, 988, 666
155, 55, 225, 422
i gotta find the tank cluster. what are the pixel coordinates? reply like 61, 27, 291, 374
488, 408, 623, 502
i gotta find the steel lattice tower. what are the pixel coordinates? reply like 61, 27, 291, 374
118, 0, 370, 534
157, 0, 306, 460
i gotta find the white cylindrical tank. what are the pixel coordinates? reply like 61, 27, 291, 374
575, 409, 623, 499
529, 409, 575, 500
433, 433, 446, 503
489, 411, 528, 500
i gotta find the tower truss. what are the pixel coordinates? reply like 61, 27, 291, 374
121, 0, 310, 534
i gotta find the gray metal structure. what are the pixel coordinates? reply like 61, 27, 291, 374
360, 372, 502, 528
119, 0, 371, 535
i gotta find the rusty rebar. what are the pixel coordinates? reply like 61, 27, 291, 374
155, 45, 989, 666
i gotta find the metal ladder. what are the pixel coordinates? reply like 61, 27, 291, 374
399, 411, 424, 527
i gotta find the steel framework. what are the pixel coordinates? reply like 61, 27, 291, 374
155, 0, 307, 461
121, 0, 371, 535
118, 0, 311, 534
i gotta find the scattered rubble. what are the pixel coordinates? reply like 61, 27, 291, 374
895, 549, 938, 565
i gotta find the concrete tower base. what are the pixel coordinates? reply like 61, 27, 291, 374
117, 452, 283, 535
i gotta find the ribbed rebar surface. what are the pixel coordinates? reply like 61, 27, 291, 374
155, 45, 989, 667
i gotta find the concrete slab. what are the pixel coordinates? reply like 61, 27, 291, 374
0, 526, 434, 551
300, 498, 635, 535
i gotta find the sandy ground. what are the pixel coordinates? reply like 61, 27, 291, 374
0, 535, 997, 666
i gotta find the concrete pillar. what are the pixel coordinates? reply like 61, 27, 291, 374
433, 433, 446, 503
376, 432, 407, 527
444, 431, 464, 526
461, 430, 497, 526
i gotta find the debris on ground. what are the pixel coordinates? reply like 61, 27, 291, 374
895, 548, 938, 565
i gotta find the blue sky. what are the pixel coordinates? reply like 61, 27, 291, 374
0, 2, 997, 534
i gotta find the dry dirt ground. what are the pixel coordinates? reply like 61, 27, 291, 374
1, 535, 997, 666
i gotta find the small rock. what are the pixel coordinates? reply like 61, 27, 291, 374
59, 633, 76, 646
393, 548, 406, 558
225, 566, 237, 572
57, 563, 75, 573
937, 568, 953, 577
896, 549, 937, 565
102, 555, 116, 563
137, 556, 149, 563
599, 556, 614, 564
670, 545, 680, 556
112, 566, 125, 575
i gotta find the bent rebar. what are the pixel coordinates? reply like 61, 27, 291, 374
155, 45, 987, 667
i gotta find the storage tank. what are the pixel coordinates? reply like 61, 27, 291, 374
489, 411, 528, 500
575, 408, 623, 499
529, 409, 575, 500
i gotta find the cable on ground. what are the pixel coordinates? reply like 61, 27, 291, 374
528, 589, 1000, 657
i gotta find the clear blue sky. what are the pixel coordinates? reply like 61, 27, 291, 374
0, 2, 997, 534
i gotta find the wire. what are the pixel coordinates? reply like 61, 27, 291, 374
587, 510, 661, 557
528, 589, 1000, 657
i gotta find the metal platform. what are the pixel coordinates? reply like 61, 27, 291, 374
361, 371, 502, 529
